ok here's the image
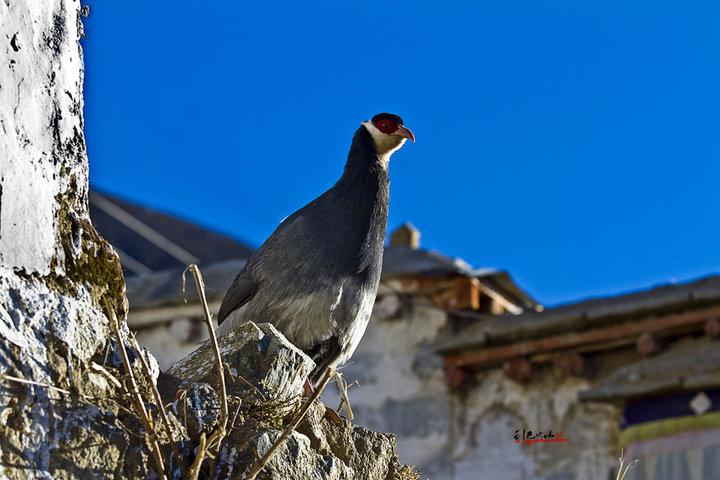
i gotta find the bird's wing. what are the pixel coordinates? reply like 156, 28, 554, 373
216, 211, 310, 326
217, 266, 259, 325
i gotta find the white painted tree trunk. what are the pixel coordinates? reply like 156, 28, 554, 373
0, 2, 143, 477
1, 0, 89, 273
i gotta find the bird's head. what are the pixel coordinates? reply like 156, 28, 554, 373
362, 113, 415, 162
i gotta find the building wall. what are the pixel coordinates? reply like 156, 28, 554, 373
449, 369, 620, 480
321, 292, 621, 479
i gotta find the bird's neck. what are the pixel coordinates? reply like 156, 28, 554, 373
327, 127, 390, 262
336, 127, 390, 205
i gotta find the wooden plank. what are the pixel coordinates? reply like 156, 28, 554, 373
398, 276, 480, 311
443, 305, 720, 369
553, 352, 584, 376
127, 300, 223, 328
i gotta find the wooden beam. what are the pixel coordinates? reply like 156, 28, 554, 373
443, 305, 720, 369
398, 276, 480, 311
473, 278, 523, 315
443, 364, 467, 389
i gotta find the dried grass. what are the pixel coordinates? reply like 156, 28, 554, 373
615, 449, 639, 480
182, 264, 230, 479
333, 370, 355, 420
106, 301, 169, 480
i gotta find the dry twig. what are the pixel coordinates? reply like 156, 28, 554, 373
615, 449, 639, 480
90, 362, 123, 389
333, 371, 354, 420
182, 264, 229, 477
130, 334, 188, 478
245, 367, 335, 480
0, 373, 78, 399
106, 301, 169, 480
183, 265, 229, 428
187, 432, 207, 480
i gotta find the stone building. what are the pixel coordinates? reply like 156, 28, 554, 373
436, 276, 720, 479
91, 189, 720, 479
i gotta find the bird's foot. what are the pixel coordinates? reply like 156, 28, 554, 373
303, 376, 343, 424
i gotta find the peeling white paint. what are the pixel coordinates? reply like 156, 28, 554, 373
0, 2, 127, 477
0, 0, 88, 274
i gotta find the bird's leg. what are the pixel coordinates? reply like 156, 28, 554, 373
303, 370, 344, 424
320, 370, 345, 425
303, 378, 315, 397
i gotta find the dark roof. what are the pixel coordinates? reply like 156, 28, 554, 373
89, 189, 254, 276
126, 259, 246, 309
382, 245, 491, 278
436, 275, 720, 353
382, 246, 538, 310
579, 338, 720, 402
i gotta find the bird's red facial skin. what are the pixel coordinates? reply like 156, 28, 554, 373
373, 119, 399, 135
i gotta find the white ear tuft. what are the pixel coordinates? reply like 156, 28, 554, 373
362, 121, 407, 168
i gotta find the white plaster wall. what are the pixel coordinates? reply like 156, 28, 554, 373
0, 0, 88, 274
451, 369, 620, 480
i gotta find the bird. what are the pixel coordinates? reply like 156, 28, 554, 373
216, 113, 414, 384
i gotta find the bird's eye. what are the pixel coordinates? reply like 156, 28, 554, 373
374, 119, 398, 134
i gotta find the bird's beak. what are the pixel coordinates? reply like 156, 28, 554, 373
394, 126, 416, 142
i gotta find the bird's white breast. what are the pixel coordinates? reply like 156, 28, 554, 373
337, 288, 375, 366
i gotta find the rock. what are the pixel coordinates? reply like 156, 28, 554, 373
213, 400, 420, 480
166, 320, 420, 478
226, 429, 354, 480
296, 402, 418, 480
172, 382, 221, 440
167, 322, 314, 410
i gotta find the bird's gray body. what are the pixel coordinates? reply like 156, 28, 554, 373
217, 126, 390, 379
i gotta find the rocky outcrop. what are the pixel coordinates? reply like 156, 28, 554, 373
163, 322, 418, 479
0, 2, 419, 478
167, 322, 312, 412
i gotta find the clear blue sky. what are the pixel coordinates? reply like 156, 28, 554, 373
83, 0, 720, 306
